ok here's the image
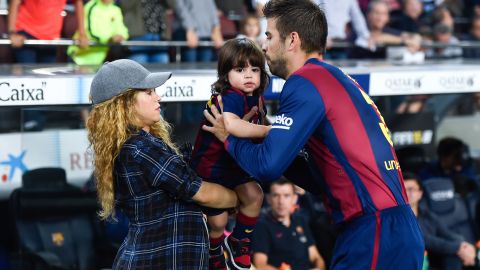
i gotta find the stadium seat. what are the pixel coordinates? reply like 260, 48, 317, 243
422, 177, 477, 244
9, 168, 101, 270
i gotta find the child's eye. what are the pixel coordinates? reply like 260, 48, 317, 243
234, 68, 244, 72
252, 67, 261, 72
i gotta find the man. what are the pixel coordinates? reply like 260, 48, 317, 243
252, 178, 325, 270
350, 0, 422, 59
203, 0, 424, 269
419, 137, 477, 196
420, 137, 477, 182
404, 172, 476, 269
8, 0, 89, 63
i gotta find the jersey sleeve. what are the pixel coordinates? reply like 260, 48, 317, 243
225, 76, 326, 182
222, 91, 245, 117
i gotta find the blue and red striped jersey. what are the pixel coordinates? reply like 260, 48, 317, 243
191, 89, 266, 181
226, 59, 408, 224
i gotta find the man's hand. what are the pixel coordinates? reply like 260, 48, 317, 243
110, 35, 125, 43
77, 33, 89, 49
457, 241, 476, 266
10, 33, 25, 48
186, 29, 199, 48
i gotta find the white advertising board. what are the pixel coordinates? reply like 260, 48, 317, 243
0, 130, 91, 198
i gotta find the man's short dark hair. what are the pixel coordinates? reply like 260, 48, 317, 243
269, 177, 295, 193
437, 137, 466, 158
402, 171, 423, 191
263, 0, 328, 54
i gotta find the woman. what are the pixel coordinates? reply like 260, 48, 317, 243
86, 59, 238, 269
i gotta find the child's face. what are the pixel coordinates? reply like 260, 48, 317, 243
244, 18, 260, 38
227, 63, 261, 95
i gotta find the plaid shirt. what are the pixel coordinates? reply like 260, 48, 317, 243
112, 130, 209, 270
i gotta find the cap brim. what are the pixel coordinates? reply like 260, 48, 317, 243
133, 72, 172, 89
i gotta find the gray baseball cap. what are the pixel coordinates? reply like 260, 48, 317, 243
90, 59, 172, 104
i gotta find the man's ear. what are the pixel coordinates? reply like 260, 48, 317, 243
287, 32, 300, 51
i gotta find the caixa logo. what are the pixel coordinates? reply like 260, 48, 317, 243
0, 151, 28, 183
0, 82, 45, 102
272, 114, 293, 130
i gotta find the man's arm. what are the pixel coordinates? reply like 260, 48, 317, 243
308, 245, 326, 270
174, 0, 198, 48
224, 77, 326, 182
211, 25, 223, 49
253, 252, 278, 270
349, 0, 371, 48
224, 112, 271, 138
8, 0, 24, 48
74, 0, 89, 48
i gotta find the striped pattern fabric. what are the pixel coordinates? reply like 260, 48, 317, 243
226, 58, 408, 224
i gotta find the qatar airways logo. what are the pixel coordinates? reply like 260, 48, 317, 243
438, 76, 474, 90
272, 114, 293, 130
385, 77, 422, 91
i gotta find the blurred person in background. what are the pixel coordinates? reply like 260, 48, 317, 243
318, 0, 373, 58
253, 0, 268, 45
390, 0, 427, 34
419, 137, 478, 196
350, 0, 422, 59
425, 23, 462, 59
404, 172, 476, 270
430, 5, 455, 32
461, 16, 480, 58
237, 14, 262, 46
172, 0, 223, 62
8, 0, 88, 63
252, 178, 326, 270
67, 0, 129, 65
119, 0, 172, 64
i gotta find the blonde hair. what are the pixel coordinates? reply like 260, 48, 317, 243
86, 89, 177, 220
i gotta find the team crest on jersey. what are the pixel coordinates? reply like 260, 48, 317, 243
272, 114, 293, 130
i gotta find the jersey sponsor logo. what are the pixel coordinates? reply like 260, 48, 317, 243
384, 160, 400, 171
272, 114, 293, 130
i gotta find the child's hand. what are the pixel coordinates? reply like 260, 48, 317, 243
243, 106, 258, 121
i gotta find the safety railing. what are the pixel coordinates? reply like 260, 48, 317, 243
1, 38, 480, 62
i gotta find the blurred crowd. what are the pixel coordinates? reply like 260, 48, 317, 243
1, 0, 480, 65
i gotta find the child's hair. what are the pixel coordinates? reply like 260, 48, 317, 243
212, 38, 269, 96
